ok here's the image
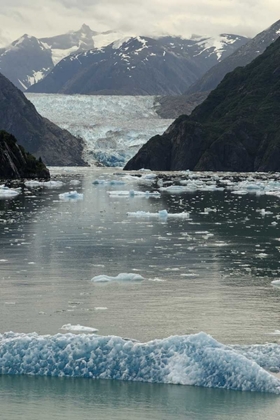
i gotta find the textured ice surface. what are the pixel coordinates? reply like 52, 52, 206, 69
92, 273, 144, 283
25, 94, 172, 167
58, 191, 84, 201
0, 331, 280, 393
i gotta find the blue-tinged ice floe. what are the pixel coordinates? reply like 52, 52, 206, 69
0, 185, 20, 198
91, 273, 144, 283
127, 210, 190, 219
58, 191, 84, 201
0, 331, 280, 393
61, 324, 98, 333
108, 190, 160, 198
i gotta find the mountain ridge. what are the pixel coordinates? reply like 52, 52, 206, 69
124, 36, 280, 172
27, 33, 249, 95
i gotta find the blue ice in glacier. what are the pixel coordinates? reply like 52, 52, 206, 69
25, 94, 173, 167
1, 331, 280, 393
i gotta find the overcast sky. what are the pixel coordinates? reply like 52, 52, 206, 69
0, 0, 280, 46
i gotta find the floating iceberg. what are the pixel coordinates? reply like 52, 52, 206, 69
271, 280, 280, 288
61, 324, 98, 333
92, 273, 144, 283
0, 331, 280, 393
0, 185, 20, 198
25, 180, 64, 188
93, 179, 125, 185
58, 191, 83, 201
127, 210, 190, 219
108, 190, 160, 198
69, 180, 81, 186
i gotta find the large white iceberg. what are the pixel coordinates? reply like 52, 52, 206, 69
0, 331, 280, 393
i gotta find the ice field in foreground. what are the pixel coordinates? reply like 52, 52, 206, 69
0, 331, 280, 393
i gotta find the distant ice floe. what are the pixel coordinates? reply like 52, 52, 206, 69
25, 180, 64, 188
127, 210, 190, 219
91, 273, 144, 283
0, 185, 20, 198
108, 190, 160, 198
61, 324, 98, 333
93, 179, 125, 185
69, 180, 81, 186
1, 331, 280, 393
159, 183, 224, 194
58, 191, 84, 201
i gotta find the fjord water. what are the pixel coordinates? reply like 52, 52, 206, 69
1, 168, 280, 418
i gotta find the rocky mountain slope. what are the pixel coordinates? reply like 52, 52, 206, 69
186, 19, 280, 95
28, 34, 249, 95
0, 35, 53, 91
156, 20, 280, 119
0, 72, 86, 166
124, 36, 280, 172
0, 130, 50, 179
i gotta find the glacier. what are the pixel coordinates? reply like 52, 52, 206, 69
25, 94, 172, 167
0, 331, 280, 394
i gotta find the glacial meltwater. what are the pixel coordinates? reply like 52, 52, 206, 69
1, 167, 280, 418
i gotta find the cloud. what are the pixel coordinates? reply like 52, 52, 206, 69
0, 0, 280, 46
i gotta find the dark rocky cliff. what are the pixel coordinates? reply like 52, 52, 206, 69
124, 37, 280, 172
0, 72, 86, 166
0, 130, 50, 179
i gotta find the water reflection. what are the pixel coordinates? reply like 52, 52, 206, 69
0, 375, 279, 420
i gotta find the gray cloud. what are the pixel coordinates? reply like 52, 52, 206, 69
0, 0, 279, 46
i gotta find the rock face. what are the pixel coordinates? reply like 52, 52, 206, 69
0, 72, 86, 166
28, 34, 249, 96
124, 36, 280, 172
0, 130, 50, 179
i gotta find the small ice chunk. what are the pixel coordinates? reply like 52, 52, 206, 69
69, 180, 81, 186
92, 273, 144, 282
0, 185, 20, 198
61, 324, 98, 333
127, 210, 189, 219
108, 190, 160, 198
271, 280, 280, 287
59, 191, 83, 201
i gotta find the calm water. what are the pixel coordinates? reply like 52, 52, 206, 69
1, 167, 280, 418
